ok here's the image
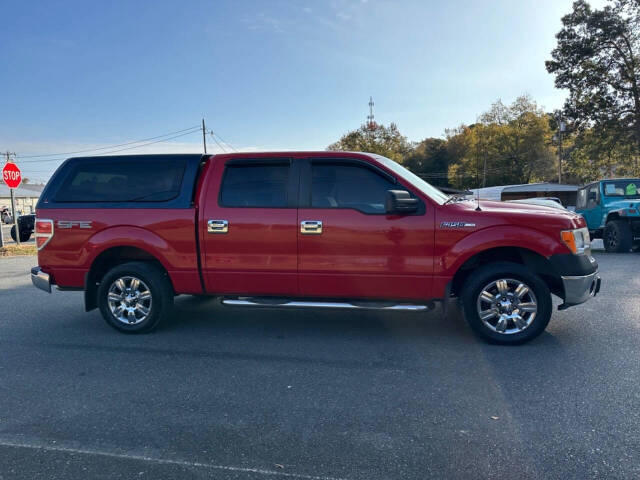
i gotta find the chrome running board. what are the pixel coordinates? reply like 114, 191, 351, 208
221, 297, 431, 311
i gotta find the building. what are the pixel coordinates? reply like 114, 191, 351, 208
0, 184, 44, 215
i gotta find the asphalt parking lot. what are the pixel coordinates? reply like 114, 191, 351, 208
0, 252, 639, 479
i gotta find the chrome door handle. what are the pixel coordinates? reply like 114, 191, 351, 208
301, 220, 322, 234
208, 219, 228, 234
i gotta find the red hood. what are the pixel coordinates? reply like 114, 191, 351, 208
444, 199, 586, 230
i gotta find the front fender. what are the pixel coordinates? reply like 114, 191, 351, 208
438, 225, 569, 276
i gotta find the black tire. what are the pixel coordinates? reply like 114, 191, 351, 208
461, 261, 552, 345
604, 220, 633, 253
10, 226, 31, 242
97, 261, 174, 333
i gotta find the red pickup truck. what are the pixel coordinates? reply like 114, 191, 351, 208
31, 152, 600, 344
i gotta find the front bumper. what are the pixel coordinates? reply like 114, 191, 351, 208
558, 271, 601, 310
31, 266, 52, 293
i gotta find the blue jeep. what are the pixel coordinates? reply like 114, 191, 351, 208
575, 179, 640, 252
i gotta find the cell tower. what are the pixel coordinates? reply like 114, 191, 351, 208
366, 96, 377, 130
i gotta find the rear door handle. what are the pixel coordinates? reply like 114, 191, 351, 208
301, 220, 322, 234
208, 219, 228, 234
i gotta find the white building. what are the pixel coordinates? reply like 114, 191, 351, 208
0, 184, 44, 215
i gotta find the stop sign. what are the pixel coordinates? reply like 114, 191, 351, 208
2, 162, 22, 189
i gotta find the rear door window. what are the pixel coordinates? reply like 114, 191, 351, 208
54, 158, 187, 203
220, 163, 290, 207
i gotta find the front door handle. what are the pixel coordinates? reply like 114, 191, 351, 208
208, 219, 228, 234
301, 220, 322, 234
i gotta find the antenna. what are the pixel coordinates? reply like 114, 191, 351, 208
475, 137, 482, 211
366, 96, 376, 130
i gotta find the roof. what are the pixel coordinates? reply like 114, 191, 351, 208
0, 184, 43, 198
502, 183, 579, 193
465, 182, 580, 201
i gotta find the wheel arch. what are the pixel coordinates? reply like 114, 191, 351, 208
450, 246, 563, 299
84, 245, 174, 312
606, 211, 624, 223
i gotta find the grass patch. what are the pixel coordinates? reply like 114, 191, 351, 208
0, 244, 37, 256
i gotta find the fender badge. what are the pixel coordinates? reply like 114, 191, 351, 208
57, 220, 93, 229
440, 221, 476, 228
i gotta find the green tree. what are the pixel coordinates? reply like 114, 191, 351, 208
546, 0, 640, 147
327, 123, 412, 163
568, 125, 640, 181
446, 96, 556, 188
403, 138, 452, 186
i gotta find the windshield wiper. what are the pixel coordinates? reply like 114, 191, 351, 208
443, 193, 469, 205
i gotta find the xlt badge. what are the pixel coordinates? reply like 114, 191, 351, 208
440, 221, 476, 228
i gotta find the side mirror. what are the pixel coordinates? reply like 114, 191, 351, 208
386, 190, 419, 214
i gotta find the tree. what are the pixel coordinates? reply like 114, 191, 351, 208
403, 138, 452, 186
546, 0, 640, 148
446, 96, 556, 188
567, 125, 640, 181
327, 123, 412, 163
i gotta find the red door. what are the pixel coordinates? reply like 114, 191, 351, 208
200, 157, 299, 296
297, 158, 435, 300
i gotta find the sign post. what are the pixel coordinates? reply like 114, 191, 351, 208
2, 158, 22, 246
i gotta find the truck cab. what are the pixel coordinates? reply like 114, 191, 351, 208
575, 179, 640, 252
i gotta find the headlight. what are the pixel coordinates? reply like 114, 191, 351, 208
561, 227, 591, 255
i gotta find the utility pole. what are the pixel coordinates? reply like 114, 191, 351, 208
202, 118, 207, 154
557, 118, 566, 184
3, 151, 18, 245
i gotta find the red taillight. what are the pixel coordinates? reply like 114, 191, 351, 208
35, 218, 54, 250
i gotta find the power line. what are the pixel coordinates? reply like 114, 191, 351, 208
15, 125, 201, 160
19, 129, 201, 163
208, 132, 227, 153
211, 131, 238, 152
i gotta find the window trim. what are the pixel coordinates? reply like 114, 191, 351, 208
37, 154, 203, 210
217, 158, 298, 209
299, 158, 425, 216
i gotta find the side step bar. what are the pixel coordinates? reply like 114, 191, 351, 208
221, 297, 432, 311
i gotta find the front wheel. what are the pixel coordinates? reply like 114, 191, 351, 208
97, 262, 174, 333
604, 220, 632, 253
461, 262, 552, 345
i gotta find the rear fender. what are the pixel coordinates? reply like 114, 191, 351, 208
83, 226, 176, 272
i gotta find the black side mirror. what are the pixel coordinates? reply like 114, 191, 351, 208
386, 190, 419, 214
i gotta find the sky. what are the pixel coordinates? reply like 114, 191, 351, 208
0, 0, 608, 182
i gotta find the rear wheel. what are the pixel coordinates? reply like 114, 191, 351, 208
604, 220, 632, 253
98, 262, 174, 333
461, 262, 552, 344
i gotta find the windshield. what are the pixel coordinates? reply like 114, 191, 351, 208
602, 180, 640, 198
370, 154, 450, 205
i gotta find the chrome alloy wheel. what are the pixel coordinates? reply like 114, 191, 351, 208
107, 276, 152, 325
476, 278, 537, 335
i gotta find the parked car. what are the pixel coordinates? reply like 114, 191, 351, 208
575, 179, 640, 252
10, 214, 35, 242
507, 197, 567, 210
1, 206, 12, 224
31, 152, 600, 344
